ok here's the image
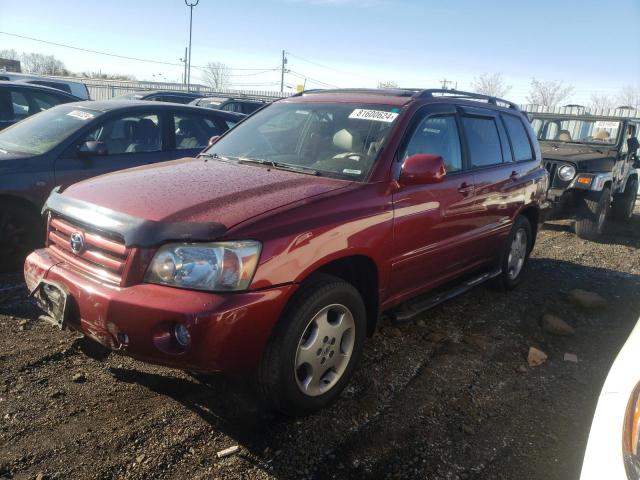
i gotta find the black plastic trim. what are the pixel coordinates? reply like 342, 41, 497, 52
43, 189, 227, 248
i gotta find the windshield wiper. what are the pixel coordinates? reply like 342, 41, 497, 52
237, 157, 321, 176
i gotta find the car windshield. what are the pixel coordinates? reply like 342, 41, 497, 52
204, 102, 401, 180
531, 117, 622, 146
0, 105, 102, 155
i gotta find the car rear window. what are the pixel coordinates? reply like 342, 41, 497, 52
503, 114, 533, 162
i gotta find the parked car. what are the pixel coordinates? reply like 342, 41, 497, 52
0, 81, 80, 130
190, 96, 268, 114
581, 314, 640, 480
0, 72, 90, 100
531, 113, 640, 239
0, 100, 243, 270
24, 88, 547, 415
113, 90, 202, 104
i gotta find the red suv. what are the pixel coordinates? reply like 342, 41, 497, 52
24, 88, 548, 414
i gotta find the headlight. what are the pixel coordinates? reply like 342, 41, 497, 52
624, 381, 640, 480
558, 164, 576, 181
145, 241, 261, 291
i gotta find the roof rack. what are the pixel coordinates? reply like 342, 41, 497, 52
413, 89, 520, 111
292, 88, 419, 98
291, 87, 520, 111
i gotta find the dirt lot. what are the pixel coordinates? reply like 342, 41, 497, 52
1, 209, 639, 480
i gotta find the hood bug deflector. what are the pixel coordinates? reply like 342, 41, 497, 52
43, 189, 227, 248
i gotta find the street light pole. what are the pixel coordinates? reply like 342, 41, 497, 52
185, 0, 199, 91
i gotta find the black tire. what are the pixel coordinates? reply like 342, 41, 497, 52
497, 215, 533, 290
0, 203, 43, 272
611, 177, 638, 221
575, 187, 611, 240
257, 273, 366, 416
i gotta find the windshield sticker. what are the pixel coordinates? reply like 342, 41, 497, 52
343, 168, 362, 175
349, 109, 398, 123
594, 121, 618, 129
66, 110, 95, 121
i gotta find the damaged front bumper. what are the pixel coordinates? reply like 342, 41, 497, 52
24, 248, 296, 373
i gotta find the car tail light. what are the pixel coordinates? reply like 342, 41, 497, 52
623, 381, 640, 479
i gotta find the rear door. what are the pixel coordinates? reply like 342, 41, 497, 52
54, 109, 175, 188
389, 104, 479, 300
459, 107, 526, 262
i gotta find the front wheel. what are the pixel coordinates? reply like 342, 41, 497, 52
575, 187, 611, 240
497, 216, 533, 290
611, 178, 638, 221
257, 274, 366, 415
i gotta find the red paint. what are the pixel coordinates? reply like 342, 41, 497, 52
24, 91, 547, 374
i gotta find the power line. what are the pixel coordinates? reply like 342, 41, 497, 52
288, 69, 340, 89
0, 31, 277, 72
287, 51, 361, 78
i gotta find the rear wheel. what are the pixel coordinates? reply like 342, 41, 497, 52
575, 187, 611, 240
611, 178, 638, 221
0, 203, 42, 272
497, 216, 533, 290
257, 274, 366, 416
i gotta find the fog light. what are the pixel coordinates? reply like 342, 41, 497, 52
174, 323, 191, 346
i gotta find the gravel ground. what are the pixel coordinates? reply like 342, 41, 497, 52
1, 208, 639, 480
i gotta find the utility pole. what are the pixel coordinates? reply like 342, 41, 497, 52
185, 0, 199, 90
280, 50, 287, 94
440, 78, 455, 90
180, 47, 187, 86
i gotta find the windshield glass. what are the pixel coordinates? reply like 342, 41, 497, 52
205, 102, 401, 180
0, 105, 102, 155
531, 117, 621, 146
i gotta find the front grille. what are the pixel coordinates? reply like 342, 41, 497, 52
47, 216, 130, 285
544, 160, 558, 186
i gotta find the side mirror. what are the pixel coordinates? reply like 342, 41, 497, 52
208, 135, 220, 146
399, 153, 447, 186
78, 141, 108, 158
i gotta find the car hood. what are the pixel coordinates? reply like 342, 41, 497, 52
61, 157, 352, 229
540, 143, 617, 172
539, 142, 617, 161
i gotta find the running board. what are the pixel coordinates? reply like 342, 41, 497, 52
388, 267, 502, 324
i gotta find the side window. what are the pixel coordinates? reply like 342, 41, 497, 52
28, 80, 72, 94
82, 114, 161, 155
503, 114, 534, 162
175, 113, 223, 150
11, 91, 30, 120
402, 115, 463, 173
27, 91, 67, 112
222, 102, 243, 113
461, 116, 503, 168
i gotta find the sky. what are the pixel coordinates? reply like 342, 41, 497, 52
1, 0, 639, 104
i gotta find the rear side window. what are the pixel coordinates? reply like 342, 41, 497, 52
28, 80, 72, 94
174, 113, 224, 150
461, 116, 503, 168
11, 91, 30, 120
503, 114, 534, 161
28, 91, 69, 111
403, 115, 463, 173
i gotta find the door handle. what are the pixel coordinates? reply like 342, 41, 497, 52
458, 182, 474, 195
509, 170, 519, 181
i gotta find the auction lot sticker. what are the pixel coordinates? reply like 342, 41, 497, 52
66, 110, 95, 120
349, 109, 399, 123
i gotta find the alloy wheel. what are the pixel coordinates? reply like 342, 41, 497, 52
506, 228, 527, 280
294, 303, 355, 397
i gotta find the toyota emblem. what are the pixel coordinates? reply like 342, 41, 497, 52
69, 232, 85, 254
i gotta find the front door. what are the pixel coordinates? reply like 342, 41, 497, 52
389, 105, 479, 302
54, 111, 174, 189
